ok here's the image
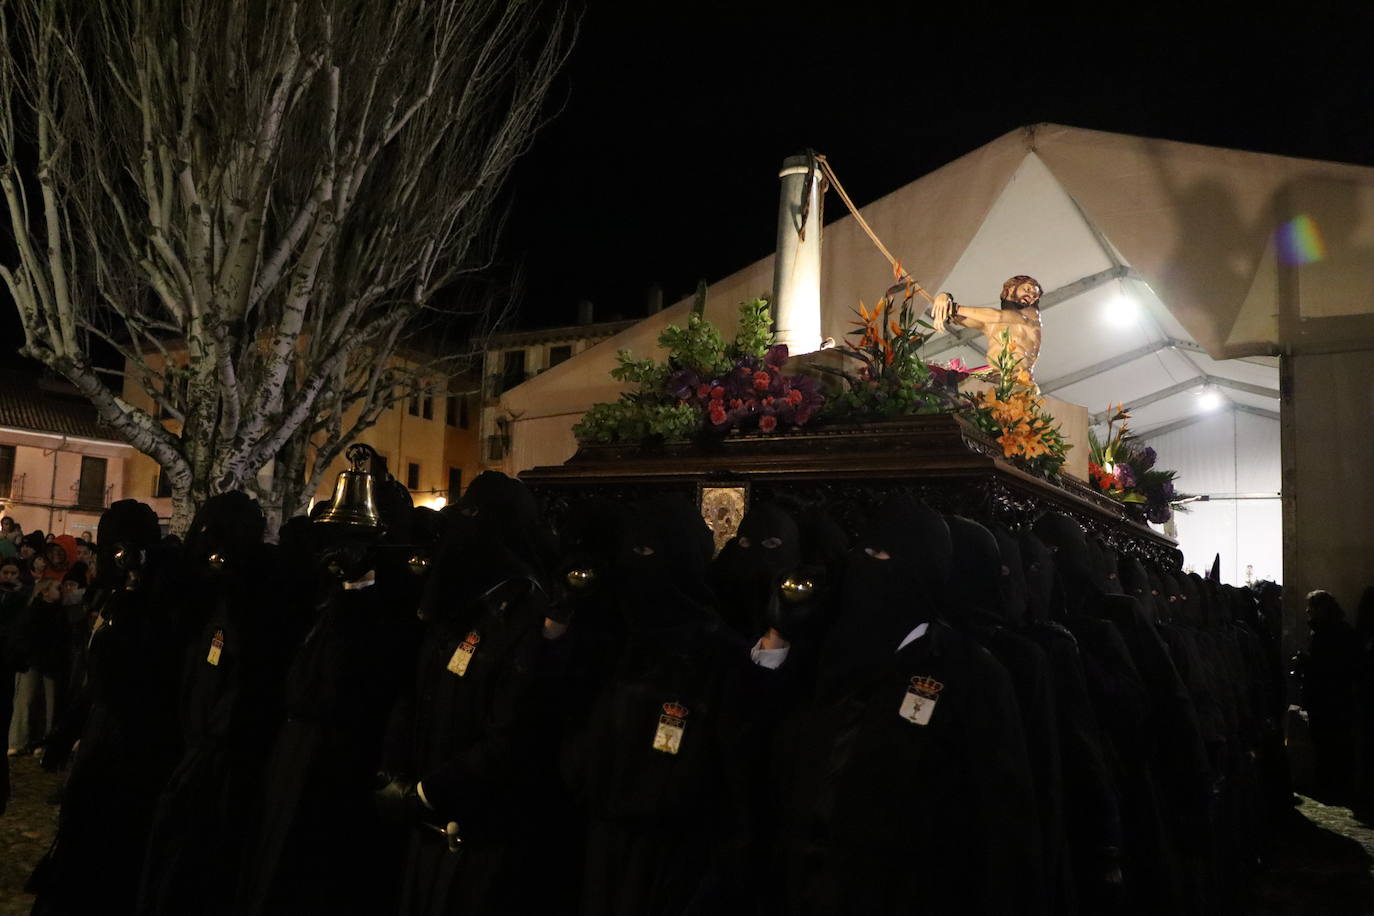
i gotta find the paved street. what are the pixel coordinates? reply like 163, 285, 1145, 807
3, 754, 1374, 914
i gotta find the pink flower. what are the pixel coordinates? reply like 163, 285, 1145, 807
764, 396, 774, 405
753, 371, 770, 391
730, 398, 742, 409
948, 358, 968, 372
696, 383, 711, 399
786, 389, 803, 406
759, 415, 778, 433
710, 386, 725, 400
709, 403, 727, 425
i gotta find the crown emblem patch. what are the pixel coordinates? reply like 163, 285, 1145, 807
899, 675, 944, 726
447, 630, 481, 677
653, 700, 689, 755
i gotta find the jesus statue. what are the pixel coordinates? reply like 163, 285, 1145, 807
930, 275, 1044, 386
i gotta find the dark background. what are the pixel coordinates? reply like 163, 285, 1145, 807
3, 7, 1372, 358
504, 6, 1374, 328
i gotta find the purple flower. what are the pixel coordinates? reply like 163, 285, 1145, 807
667, 368, 699, 402
1161, 479, 1176, 500
1137, 447, 1158, 471
765, 344, 790, 368
1145, 501, 1172, 524
1116, 464, 1137, 489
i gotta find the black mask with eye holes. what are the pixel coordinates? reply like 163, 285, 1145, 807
945, 515, 1005, 627
615, 495, 715, 631
1032, 513, 1099, 614
711, 502, 800, 639
819, 496, 949, 697
183, 491, 266, 581
1017, 530, 1057, 623
548, 498, 628, 625
989, 524, 1028, 626
96, 499, 161, 591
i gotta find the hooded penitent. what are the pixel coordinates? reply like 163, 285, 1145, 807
819, 495, 949, 698
990, 524, 1029, 626
944, 515, 1005, 626
140, 491, 296, 916
29, 500, 181, 916
710, 502, 801, 640
549, 498, 628, 627
1018, 530, 1058, 624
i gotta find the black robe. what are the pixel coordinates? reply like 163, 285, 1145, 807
28, 561, 185, 916
139, 556, 299, 915
777, 620, 1040, 916
235, 580, 419, 916
395, 573, 553, 916
565, 617, 770, 916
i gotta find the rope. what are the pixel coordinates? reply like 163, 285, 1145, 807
815, 154, 935, 304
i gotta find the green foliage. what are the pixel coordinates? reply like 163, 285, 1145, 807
573, 400, 700, 444
731, 298, 774, 360
657, 312, 731, 378
574, 297, 778, 445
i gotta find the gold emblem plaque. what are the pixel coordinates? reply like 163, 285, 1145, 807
698, 484, 749, 556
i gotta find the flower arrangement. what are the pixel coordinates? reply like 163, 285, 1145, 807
964, 331, 1069, 476
818, 268, 957, 419
1087, 404, 1186, 523
572, 294, 824, 445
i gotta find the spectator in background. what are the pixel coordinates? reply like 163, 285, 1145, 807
70, 539, 93, 585
9, 578, 61, 755
0, 557, 21, 809
1, 516, 23, 546
1302, 589, 1360, 804
26, 553, 47, 585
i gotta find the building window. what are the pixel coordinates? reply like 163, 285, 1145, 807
77, 456, 108, 509
549, 344, 572, 367
421, 394, 434, 420
448, 467, 463, 503
447, 393, 471, 429
408, 392, 420, 416
406, 462, 420, 491
500, 350, 526, 393
485, 435, 504, 462
0, 445, 13, 499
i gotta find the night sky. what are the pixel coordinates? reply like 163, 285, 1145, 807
1, 8, 1371, 357
504, 7, 1374, 328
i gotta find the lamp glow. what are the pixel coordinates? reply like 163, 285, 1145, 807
427, 496, 447, 510
1198, 387, 1224, 411
1104, 293, 1138, 325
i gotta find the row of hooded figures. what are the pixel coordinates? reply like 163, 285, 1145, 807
18, 467, 1288, 916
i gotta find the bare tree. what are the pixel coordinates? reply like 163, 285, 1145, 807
0, 0, 571, 531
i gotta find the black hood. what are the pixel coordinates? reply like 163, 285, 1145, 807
549, 498, 629, 625
1032, 513, 1100, 613
990, 523, 1028, 626
819, 496, 947, 695
1018, 531, 1057, 623
183, 491, 266, 581
711, 501, 801, 638
614, 494, 716, 632
945, 515, 1004, 626
95, 499, 162, 590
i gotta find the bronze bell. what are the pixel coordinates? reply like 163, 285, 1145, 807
315, 444, 384, 531
565, 567, 597, 590
778, 574, 815, 604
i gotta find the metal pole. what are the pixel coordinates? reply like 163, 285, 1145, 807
772, 154, 824, 356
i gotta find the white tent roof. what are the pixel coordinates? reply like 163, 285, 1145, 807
502, 124, 1374, 465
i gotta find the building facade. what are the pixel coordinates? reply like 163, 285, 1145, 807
0, 371, 133, 539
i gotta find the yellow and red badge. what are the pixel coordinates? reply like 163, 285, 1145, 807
446, 631, 480, 677
206, 629, 225, 667
652, 701, 689, 755
898, 675, 944, 726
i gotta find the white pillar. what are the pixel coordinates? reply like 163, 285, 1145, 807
772, 155, 824, 356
